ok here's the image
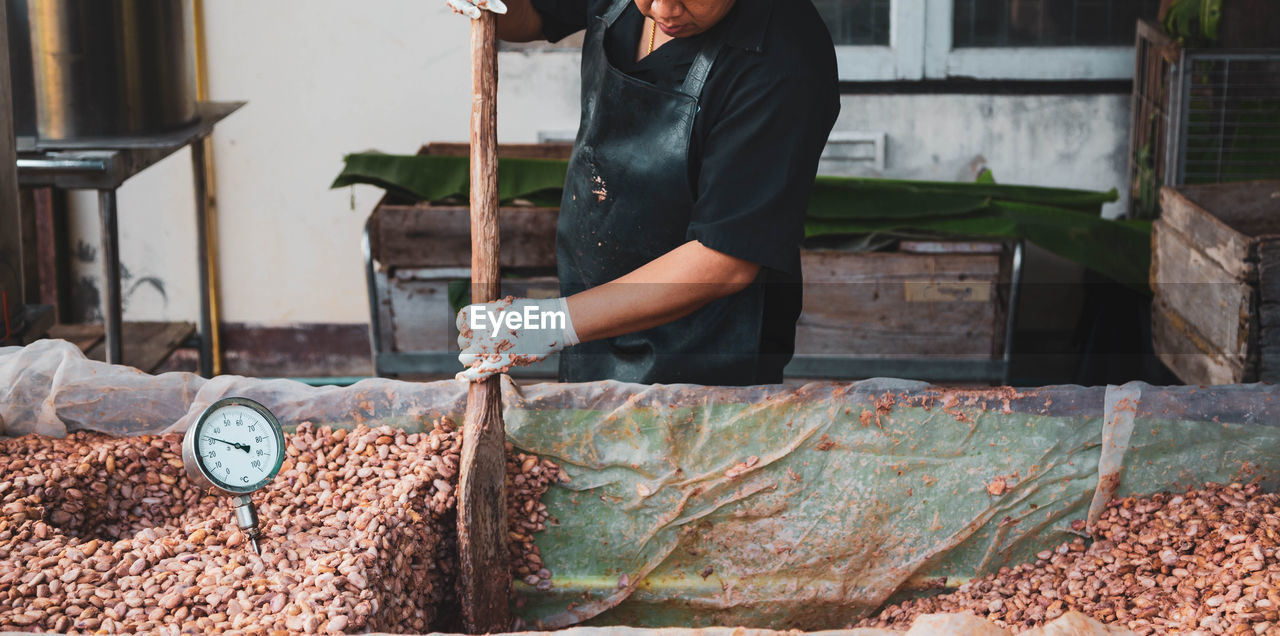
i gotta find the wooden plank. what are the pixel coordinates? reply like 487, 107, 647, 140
18, 189, 38, 306
1137, 18, 1179, 63
423, 142, 573, 161
1150, 220, 1254, 357
33, 188, 62, 315
795, 250, 1002, 357
374, 204, 558, 269
1174, 181, 1280, 240
85, 321, 195, 373
1256, 239, 1280, 382
1151, 295, 1246, 385
899, 240, 1003, 254
0, 0, 23, 338
219, 323, 371, 378
47, 323, 105, 352
1159, 186, 1256, 281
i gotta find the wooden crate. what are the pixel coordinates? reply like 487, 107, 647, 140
369, 201, 561, 361
367, 143, 1014, 381
1150, 180, 1280, 384
371, 200, 1012, 363
796, 241, 1012, 359
367, 143, 569, 376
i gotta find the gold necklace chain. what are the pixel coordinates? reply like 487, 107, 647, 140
648, 19, 657, 54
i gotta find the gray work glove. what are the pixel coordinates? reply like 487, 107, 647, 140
456, 296, 580, 382
446, 0, 508, 19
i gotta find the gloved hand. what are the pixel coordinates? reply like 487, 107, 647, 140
456, 296, 580, 382
446, 0, 508, 19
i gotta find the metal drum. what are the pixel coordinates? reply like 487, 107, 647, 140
25, 0, 197, 142
5, 0, 36, 138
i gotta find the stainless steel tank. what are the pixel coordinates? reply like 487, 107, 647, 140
25, 0, 197, 142
5, 0, 35, 138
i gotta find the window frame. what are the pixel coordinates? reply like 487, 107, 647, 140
831, 0, 1142, 82
832, 0, 926, 81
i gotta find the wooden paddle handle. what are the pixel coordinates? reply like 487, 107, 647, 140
470, 12, 500, 305
457, 10, 511, 633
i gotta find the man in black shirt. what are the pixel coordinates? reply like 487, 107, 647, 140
452, 0, 840, 386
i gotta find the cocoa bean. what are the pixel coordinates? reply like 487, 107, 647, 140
0, 420, 563, 634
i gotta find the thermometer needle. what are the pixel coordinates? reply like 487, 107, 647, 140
208, 437, 251, 453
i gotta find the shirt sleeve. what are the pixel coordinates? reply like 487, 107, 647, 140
686, 66, 840, 276
528, 0, 590, 42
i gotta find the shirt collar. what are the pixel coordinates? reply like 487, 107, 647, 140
719, 0, 772, 53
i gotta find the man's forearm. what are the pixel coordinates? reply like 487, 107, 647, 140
566, 241, 761, 343
495, 0, 545, 42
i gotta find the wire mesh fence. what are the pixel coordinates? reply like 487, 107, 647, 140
1183, 56, 1280, 185
1127, 19, 1280, 220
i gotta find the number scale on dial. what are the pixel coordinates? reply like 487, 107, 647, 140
196, 404, 280, 489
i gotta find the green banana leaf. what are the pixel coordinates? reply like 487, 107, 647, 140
334, 152, 1145, 289
332, 152, 567, 206
809, 175, 1118, 218
335, 153, 1118, 217
806, 202, 1151, 292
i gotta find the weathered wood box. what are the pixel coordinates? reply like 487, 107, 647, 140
365, 143, 568, 378
795, 242, 1014, 360
366, 144, 1017, 382
367, 200, 560, 376
1151, 181, 1280, 384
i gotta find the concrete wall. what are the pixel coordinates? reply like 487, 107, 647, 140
828, 93, 1130, 212
61, 2, 1131, 331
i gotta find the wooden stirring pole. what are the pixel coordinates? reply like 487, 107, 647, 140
457, 9, 511, 633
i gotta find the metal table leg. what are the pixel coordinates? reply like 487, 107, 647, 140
1001, 240, 1025, 386
192, 136, 213, 377
97, 189, 122, 364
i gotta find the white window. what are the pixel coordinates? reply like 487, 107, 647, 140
816, 0, 1162, 81
817, 0, 925, 81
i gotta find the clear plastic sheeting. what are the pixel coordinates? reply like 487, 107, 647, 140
3, 340, 1280, 630
0, 340, 468, 438
508, 382, 1107, 628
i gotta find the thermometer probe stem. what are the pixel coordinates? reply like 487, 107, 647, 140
233, 494, 263, 555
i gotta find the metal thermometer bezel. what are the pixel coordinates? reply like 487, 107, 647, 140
182, 397, 286, 495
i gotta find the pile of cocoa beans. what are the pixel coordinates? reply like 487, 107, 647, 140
862, 482, 1280, 635
0, 419, 565, 634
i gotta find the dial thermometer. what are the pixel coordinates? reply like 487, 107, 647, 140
181, 397, 286, 555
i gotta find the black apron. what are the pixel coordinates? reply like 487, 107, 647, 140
556, 0, 768, 386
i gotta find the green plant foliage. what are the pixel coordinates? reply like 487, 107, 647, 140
335, 153, 1146, 291
332, 152, 567, 206
1163, 0, 1222, 45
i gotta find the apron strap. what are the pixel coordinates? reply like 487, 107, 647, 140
602, 0, 631, 27
680, 21, 730, 99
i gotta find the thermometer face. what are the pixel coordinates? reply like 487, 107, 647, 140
184, 398, 285, 495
